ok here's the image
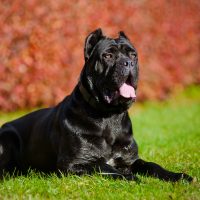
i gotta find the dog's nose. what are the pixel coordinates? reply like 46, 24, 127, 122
124, 61, 134, 67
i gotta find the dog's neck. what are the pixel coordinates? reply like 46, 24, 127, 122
78, 82, 132, 114
78, 82, 100, 109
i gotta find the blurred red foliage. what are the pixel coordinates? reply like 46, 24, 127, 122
0, 0, 199, 111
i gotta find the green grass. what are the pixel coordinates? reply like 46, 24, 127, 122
0, 86, 200, 200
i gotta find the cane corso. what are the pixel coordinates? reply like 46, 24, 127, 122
0, 29, 192, 182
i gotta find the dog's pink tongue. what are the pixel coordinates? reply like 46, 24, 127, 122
119, 83, 136, 99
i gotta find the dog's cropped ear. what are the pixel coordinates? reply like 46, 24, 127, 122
84, 28, 104, 61
119, 31, 130, 40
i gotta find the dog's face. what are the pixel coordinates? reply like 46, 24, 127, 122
82, 28, 139, 109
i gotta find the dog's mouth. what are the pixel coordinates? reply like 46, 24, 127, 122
103, 75, 136, 104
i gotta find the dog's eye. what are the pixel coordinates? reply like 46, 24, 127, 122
129, 52, 136, 59
103, 53, 113, 59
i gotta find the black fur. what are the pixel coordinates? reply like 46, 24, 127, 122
0, 29, 192, 182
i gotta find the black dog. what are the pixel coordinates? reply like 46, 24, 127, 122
0, 29, 192, 182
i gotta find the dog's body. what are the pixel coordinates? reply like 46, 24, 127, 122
0, 29, 192, 182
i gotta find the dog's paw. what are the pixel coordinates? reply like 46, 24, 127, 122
162, 172, 193, 182
169, 173, 193, 182
180, 173, 193, 182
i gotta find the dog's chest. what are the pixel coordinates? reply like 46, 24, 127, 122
102, 125, 116, 146
79, 116, 123, 159
101, 114, 124, 145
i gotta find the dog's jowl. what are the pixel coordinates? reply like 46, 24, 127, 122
0, 29, 192, 182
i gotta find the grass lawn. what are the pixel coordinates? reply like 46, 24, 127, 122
0, 86, 199, 200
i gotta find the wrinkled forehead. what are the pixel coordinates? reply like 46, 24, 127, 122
115, 37, 135, 49
96, 37, 136, 52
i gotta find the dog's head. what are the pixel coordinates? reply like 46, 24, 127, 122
80, 28, 139, 111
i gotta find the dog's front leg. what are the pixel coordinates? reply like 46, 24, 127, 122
131, 159, 193, 182
57, 158, 136, 180
95, 162, 137, 180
